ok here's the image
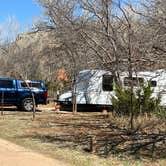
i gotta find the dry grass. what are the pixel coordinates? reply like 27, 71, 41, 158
0, 108, 165, 166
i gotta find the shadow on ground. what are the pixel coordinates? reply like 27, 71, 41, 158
0, 107, 42, 113
18, 113, 166, 160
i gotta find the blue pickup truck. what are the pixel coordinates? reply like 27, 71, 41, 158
0, 78, 48, 111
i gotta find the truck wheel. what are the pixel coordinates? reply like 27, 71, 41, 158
21, 98, 34, 111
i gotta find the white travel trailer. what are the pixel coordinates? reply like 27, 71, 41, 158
57, 69, 166, 111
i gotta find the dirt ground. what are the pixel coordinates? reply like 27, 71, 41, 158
0, 138, 69, 166
0, 106, 165, 166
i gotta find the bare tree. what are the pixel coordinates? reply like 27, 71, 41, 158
129, 0, 166, 70
36, 0, 98, 113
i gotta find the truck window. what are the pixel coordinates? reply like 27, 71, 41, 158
0, 80, 13, 88
124, 77, 144, 87
102, 75, 113, 91
21, 82, 42, 89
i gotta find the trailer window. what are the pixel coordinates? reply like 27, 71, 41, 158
102, 75, 113, 91
124, 77, 144, 87
150, 80, 157, 87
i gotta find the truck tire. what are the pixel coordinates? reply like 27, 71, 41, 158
21, 98, 35, 111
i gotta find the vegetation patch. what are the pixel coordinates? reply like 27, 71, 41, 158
0, 109, 165, 166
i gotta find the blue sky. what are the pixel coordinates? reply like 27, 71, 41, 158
0, 0, 42, 32
0, 0, 143, 40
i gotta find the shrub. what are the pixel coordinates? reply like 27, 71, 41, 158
112, 83, 164, 116
112, 84, 138, 115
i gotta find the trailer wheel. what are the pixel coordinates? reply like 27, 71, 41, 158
21, 98, 34, 111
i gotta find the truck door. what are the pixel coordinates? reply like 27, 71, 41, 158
0, 79, 17, 105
